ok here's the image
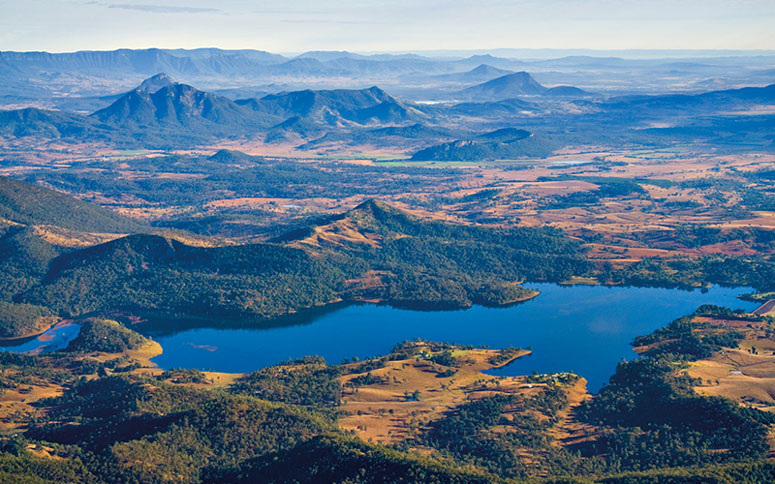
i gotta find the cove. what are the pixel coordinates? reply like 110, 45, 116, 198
147, 284, 758, 392
0, 323, 81, 354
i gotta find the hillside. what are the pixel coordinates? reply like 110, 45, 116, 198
433, 64, 514, 84
0, 108, 102, 139
238, 86, 424, 127
21, 233, 346, 319
280, 199, 586, 308
0, 177, 146, 335
457, 71, 588, 101
91, 80, 277, 139
0, 175, 143, 233
411, 127, 555, 161
15, 200, 589, 320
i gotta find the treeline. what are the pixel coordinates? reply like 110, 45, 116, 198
202, 434, 502, 484
18, 234, 350, 319
603, 255, 775, 291
6, 200, 592, 322
0, 301, 55, 339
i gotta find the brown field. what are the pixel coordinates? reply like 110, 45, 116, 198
8, 138, 775, 262
0, 383, 63, 433
336, 343, 589, 446
680, 314, 775, 413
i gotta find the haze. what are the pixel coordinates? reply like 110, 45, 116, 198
1, 0, 774, 53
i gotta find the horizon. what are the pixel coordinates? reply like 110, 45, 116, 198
3, 46, 775, 61
1, 0, 774, 53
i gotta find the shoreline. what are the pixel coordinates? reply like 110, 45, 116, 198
0, 318, 66, 345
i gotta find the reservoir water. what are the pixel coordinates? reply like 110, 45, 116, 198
143, 284, 758, 391
0, 323, 81, 354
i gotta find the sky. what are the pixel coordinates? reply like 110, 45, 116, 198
0, 0, 773, 54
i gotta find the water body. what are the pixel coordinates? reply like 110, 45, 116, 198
0, 323, 81, 354
147, 284, 758, 392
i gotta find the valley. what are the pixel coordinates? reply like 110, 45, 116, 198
1, 45, 775, 483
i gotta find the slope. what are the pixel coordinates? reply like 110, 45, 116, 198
411, 127, 556, 161
0, 175, 143, 233
238, 86, 425, 127
457, 72, 588, 101
18, 200, 590, 321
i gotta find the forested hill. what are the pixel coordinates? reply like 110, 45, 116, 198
0, 176, 146, 337
0, 176, 143, 233
8, 199, 589, 323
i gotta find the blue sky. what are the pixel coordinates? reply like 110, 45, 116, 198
0, 0, 773, 53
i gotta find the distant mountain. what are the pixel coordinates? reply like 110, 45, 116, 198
0, 48, 287, 80
267, 58, 345, 77
453, 54, 525, 70
208, 149, 261, 164
0, 77, 431, 147
136, 73, 175, 93
432, 64, 514, 85
265, 116, 325, 143
457, 72, 588, 101
466, 64, 513, 79
239, 86, 425, 127
90, 78, 279, 143
604, 83, 775, 115
411, 127, 555, 161
296, 51, 363, 62
545, 85, 589, 97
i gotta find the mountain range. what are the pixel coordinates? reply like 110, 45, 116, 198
1, 71, 773, 154
0, 75, 428, 147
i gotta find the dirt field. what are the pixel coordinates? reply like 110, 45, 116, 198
336, 343, 589, 445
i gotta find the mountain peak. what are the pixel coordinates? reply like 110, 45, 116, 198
459, 71, 548, 100
136, 73, 175, 93
469, 64, 504, 75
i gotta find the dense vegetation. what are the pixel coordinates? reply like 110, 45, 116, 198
230, 356, 342, 409
577, 307, 775, 472
203, 434, 502, 484
25, 375, 334, 484
0, 176, 143, 233
65, 319, 148, 354
309, 200, 590, 309
19, 234, 349, 319
0, 302, 55, 339
0, 195, 590, 323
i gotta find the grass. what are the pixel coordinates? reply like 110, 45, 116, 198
686, 317, 775, 412
337, 344, 539, 444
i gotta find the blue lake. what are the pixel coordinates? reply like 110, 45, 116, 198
146, 284, 759, 392
0, 323, 81, 354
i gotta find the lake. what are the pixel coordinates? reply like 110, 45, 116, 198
0, 323, 81, 354
144, 284, 758, 391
